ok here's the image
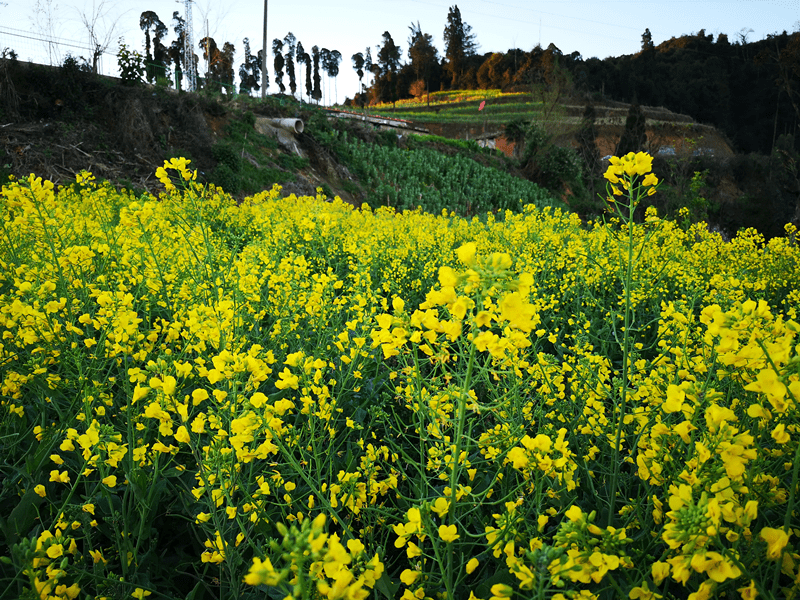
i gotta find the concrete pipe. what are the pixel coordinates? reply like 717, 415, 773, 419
270, 118, 304, 134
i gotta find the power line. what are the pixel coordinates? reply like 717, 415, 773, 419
0, 26, 95, 54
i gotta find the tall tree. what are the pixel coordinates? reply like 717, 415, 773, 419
199, 37, 235, 92
364, 46, 374, 85
443, 5, 477, 88
408, 21, 439, 101
139, 12, 157, 68
373, 32, 402, 106
323, 49, 342, 105
284, 32, 297, 97
218, 41, 235, 91
319, 48, 331, 104
297, 41, 312, 101
376, 31, 402, 75
152, 17, 171, 82
576, 104, 601, 187
140, 11, 168, 83
239, 37, 260, 95
352, 51, 365, 98
257, 48, 268, 91
312, 45, 322, 103
272, 38, 285, 93
616, 103, 647, 156
198, 36, 218, 89
641, 28, 655, 52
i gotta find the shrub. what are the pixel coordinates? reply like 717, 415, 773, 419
116, 38, 145, 86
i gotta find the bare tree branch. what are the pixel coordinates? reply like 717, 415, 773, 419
29, 0, 64, 65
74, 0, 129, 73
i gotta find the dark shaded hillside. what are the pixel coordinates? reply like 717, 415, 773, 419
579, 30, 800, 155
361, 29, 799, 157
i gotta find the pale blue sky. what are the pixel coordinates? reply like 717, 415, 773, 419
2, 0, 798, 104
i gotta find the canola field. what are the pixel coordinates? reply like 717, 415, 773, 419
1, 156, 800, 600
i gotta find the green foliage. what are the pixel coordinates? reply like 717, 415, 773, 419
406, 133, 492, 155
514, 120, 585, 199
116, 39, 145, 86
536, 144, 585, 194
687, 169, 711, 222
210, 162, 239, 193
521, 122, 549, 158
276, 153, 309, 171
616, 103, 647, 156
326, 129, 561, 216
207, 110, 297, 195
212, 142, 242, 173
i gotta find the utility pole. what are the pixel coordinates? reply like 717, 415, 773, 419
261, 0, 267, 99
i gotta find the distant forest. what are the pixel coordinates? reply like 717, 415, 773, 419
355, 8, 799, 156
134, 4, 799, 156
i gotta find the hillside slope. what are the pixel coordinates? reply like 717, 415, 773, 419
1, 60, 561, 218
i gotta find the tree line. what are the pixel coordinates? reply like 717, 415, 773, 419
350, 5, 480, 108
136, 4, 798, 155
138, 10, 341, 102
352, 9, 799, 156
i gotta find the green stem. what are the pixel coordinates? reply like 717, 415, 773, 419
445, 340, 477, 596
264, 421, 355, 542
607, 181, 638, 529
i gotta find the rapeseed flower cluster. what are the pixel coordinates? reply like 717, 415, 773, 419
1, 156, 800, 599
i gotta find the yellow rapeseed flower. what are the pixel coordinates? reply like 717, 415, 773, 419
466, 557, 479, 574
438, 524, 460, 543
760, 527, 791, 560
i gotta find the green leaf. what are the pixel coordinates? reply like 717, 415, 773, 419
375, 574, 400, 599
4, 487, 45, 547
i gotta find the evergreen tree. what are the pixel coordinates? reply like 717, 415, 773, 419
576, 104, 601, 180
323, 49, 342, 104
364, 46, 374, 82
319, 48, 331, 104
376, 31, 402, 75
296, 42, 312, 101
257, 48, 269, 91
443, 5, 477, 88
375, 31, 402, 105
219, 41, 235, 90
352, 51, 365, 92
408, 21, 439, 100
198, 37, 234, 91
139, 11, 168, 83
312, 45, 322, 103
239, 37, 260, 95
272, 38, 285, 93
616, 103, 647, 156
284, 32, 297, 97
641, 28, 654, 52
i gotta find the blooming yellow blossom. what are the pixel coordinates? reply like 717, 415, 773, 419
466, 557, 479, 574
438, 524, 459, 543
760, 527, 790, 560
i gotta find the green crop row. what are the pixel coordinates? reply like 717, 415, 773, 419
324, 129, 563, 216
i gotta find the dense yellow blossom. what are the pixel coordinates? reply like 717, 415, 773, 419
3, 157, 800, 600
